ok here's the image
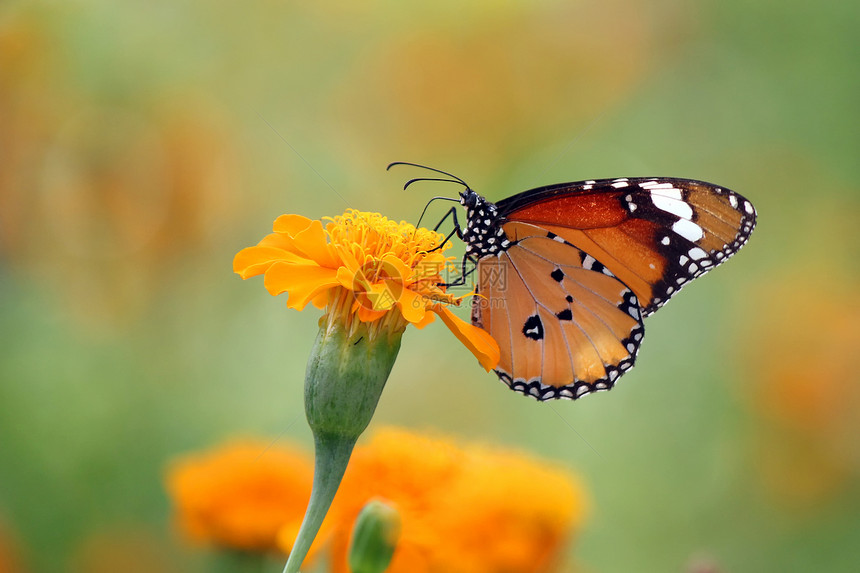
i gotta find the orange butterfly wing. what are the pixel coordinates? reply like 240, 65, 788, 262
471, 229, 644, 401
496, 178, 756, 316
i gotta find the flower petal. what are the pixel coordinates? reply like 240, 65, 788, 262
233, 245, 311, 279
356, 304, 387, 323
412, 253, 447, 280
380, 253, 414, 283
367, 282, 397, 312
337, 266, 363, 290
264, 262, 339, 310
412, 311, 436, 329
332, 243, 361, 274
310, 291, 329, 310
258, 232, 297, 250
433, 305, 500, 371
273, 214, 313, 235
293, 220, 340, 268
397, 288, 427, 324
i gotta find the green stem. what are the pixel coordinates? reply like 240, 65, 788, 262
282, 433, 356, 573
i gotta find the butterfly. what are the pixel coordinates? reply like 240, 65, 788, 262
389, 163, 757, 401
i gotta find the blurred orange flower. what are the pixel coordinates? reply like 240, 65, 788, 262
329, 427, 588, 573
740, 268, 860, 505
165, 439, 328, 556
0, 519, 27, 573
332, 1, 654, 163
68, 527, 179, 573
0, 12, 61, 259
166, 429, 587, 571
233, 209, 500, 369
0, 10, 241, 328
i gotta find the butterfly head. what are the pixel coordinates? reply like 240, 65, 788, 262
459, 188, 480, 209
460, 190, 509, 258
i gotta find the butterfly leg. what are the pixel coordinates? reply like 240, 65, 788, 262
415, 196, 461, 229
432, 205, 463, 234
425, 206, 463, 253
425, 206, 478, 289
438, 255, 477, 288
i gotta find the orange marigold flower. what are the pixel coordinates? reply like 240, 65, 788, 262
70, 527, 180, 573
329, 427, 588, 573
233, 209, 499, 370
739, 269, 860, 505
165, 439, 331, 556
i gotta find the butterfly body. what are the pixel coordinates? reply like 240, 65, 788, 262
454, 177, 756, 401
459, 190, 509, 258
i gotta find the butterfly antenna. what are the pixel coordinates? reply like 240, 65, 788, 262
403, 177, 468, 191
387, 162, 470, 188
388, 162, 469, 248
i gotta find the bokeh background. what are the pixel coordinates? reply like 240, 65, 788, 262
1, 0, 858, 571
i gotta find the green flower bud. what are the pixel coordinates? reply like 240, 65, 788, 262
305, 317, 402, 440
282, 318, 401, 573
348, 499, 402, 573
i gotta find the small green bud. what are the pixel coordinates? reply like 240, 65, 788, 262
348, 499, 402, 573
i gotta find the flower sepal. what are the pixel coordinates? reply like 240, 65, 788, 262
305, 316, 402, 440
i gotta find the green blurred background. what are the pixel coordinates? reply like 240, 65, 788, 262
1, 0, 858, 571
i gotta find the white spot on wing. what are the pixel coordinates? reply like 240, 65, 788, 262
688, 247, 708, 260
650, 187, 682, 200
640, 181, 675, 190
651, 191, 693, 219
672, 218, 704, 241
583, 254, 597, 269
